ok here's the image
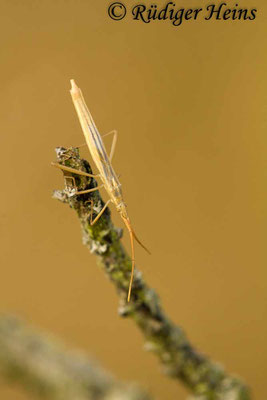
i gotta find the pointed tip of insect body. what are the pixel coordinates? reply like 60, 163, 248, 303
70, 79, 79, 93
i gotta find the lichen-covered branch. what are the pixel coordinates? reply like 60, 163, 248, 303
0, 315, 150, 400
52, 147, 250, 400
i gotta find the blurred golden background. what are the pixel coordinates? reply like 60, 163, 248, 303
0, 1, 266, 399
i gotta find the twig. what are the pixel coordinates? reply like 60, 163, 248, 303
0, 314, 150, 400
52, 147, 250, 400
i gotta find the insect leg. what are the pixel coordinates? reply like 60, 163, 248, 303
64, 176, 76, 188
102, 130, 118, 161
73, 184, 104, 195
51, 162, 99, 178
90, 199, 112, 226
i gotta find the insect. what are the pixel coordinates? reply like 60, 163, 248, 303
52, 80, 150, 301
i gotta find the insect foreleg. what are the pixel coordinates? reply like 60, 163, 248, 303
74, 130, 118, 161
102, 130, 118, 161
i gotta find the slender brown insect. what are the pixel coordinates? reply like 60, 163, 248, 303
52, 80, 150, 301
